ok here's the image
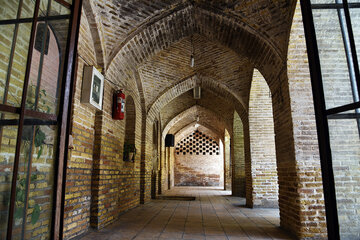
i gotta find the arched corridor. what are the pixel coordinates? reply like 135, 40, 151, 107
80, 187, 291, 240
0, 0, 359, 239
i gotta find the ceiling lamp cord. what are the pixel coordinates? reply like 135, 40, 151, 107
190, 35, 195, 68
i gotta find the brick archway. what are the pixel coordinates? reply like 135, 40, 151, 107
148, 75, 246, 123
162, 105, 228, 140
68, 1, 327, 238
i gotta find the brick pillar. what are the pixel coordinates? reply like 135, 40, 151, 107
249, 69, 278, 208
224, 130, 231, 190
232, 112, 246, 197
243, 117, 254, 208
140, 113, 147, 204
279, 1, 327, 238
90, 111, 103, 229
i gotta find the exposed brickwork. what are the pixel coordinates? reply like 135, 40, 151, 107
3, 0, 354, 239
175, 130, 220, 156
90, 0, 293, 68
63, 8, 97, 238
329, 119, 360, 239
64, 1, 330, 239
63, 5, 144, 239
0, 7, 68, 237
249, 69, 278, 208
138, 34, 252, 110
149, 75, 245, 124
310, 3, 360, 238
283, 2, 326, 238
224, 130, 231, 190
164, 105, 225, 139
232, 111, 245, 197
174, 130, 223, 187
88, 76, 144, 227
0, 4, 80, 238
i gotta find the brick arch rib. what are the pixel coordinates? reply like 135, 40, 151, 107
149, 75, 246, 123
83, 0, 106, 69
174, 122, 223, 143
106, 5, 284, 90
162, 105, 228, 140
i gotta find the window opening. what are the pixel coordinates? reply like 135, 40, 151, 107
301, 0, 360, 239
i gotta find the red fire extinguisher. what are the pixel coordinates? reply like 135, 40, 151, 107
113, 90, 125, 120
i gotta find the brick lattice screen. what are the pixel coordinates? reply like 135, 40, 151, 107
175, 130, 219, 156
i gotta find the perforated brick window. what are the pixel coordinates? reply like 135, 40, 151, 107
175, 130, 219, 155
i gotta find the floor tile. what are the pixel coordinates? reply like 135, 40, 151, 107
80, 187, 295, 240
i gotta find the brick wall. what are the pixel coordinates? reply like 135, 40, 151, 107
63, 5, 144, 238
174, 130, 223, 187
232, 111, 245, 197
62, 7, 97, 238
329, 119, 360, 239
249, 69, 278, 208
311, 5, 360, 239
285, 2, 326, 238
3, 1, 358, 239
224, 130, 231, 190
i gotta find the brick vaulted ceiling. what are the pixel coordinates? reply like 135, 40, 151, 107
88, 0, 294, 63
138, 34, 253, 109
84, 0, 297, 132
161, 92, 233, 137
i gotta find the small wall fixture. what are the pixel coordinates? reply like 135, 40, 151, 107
165, 134, 175, 147
193, 86, 201, 99
81, 66, 104, 110
190, 35, 195, 68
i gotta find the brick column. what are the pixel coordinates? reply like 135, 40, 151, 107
232, 111, 246, 197
249, 69, 278, 208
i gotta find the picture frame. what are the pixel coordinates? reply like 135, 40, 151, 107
81, 66, 104, 110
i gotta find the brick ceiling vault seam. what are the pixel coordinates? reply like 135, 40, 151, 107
133, 69, 147, 113
105, 3, 285, 74
83, 0, 107, 70
162, 105, 228, 140
106, 2, 190, 69
147, 76, 247, 123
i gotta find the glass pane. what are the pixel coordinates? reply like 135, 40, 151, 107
7, 23, 33, 108
0, 0, 19, 20
0, 112, 19, 239
38, 0, 49, 17
11, 125, 33, 240
349, 8, 360, 66
24, 124, 57, 239
328, 118, 360, 239
20, 0, 36, 19
0, 24, 15, 103
50, 0, 71, 16
311, 0, 335, 3
11, 121, 57, 239
26, 19, 69, 115
313, 9, 357, 109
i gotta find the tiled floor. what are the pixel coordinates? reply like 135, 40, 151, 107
80, 187, 294, 240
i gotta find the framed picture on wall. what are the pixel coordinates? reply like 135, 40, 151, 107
81, 66, 104, 110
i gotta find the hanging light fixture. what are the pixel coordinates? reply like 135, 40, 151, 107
193, 74, 201, 99
193, 85, 201, 99
190, 35, 195, 68
195, 115, 199, 128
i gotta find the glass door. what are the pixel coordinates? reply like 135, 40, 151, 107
301, 0, 360, 239
0, 0, 81, 239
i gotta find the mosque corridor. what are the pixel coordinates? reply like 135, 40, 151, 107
80, 187, 294, 240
